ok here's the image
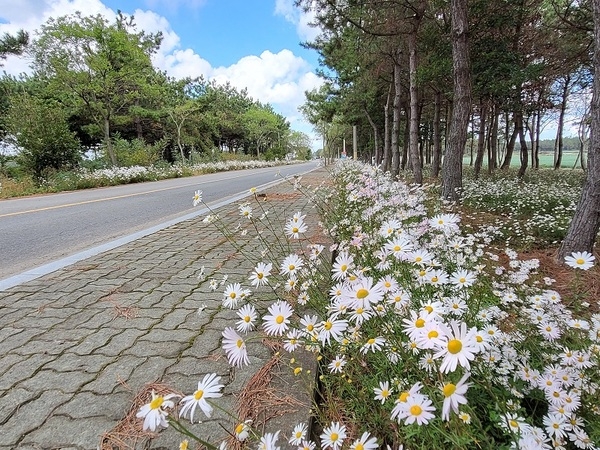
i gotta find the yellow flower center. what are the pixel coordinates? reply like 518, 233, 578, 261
448, 339, 462, 354
576, 258, 584, 265
459, 277, 466, 283
236, 339, 244, 348
428, 330, 439, 339
257, 273, 264, 279
419, 270, 426, 276
424, 305, 433, 313
384, 281, 391, 288
356, 307, 364, 314
276, 315, 285, 324
149, 396, 164, 410
194, 389, 204, 400
415, 256, 422, 262
431, 276, 438, 283
244, 316, 251, 323
307, 324, 314, 332
235, 423, 245, 434
324, 321, 333, 330
394, 245, 401, 252
553, 423, 559, 429
476, 335, 483, 343
229, 292, 236, 299
510, 420, 518, 429
443, 383, 456, 397
381, 389, 389, 397
292, 227, 299, 233
367, 338, 376, 345
294, 367, 302, 375
410, 405, 422, 416
355, 444, 364, 450
289, 265, 295, 271
340, 264, 348, 272
399, 392, 409, 402
330, 433, 339, 442
356, 288, 369, 299
415, 318, 425, 328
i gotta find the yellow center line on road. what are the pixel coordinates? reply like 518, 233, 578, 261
0, 172, 252, 218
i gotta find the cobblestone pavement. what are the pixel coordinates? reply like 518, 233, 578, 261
0, 168, 328, 450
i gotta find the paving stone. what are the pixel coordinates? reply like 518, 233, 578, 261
1, 389, 72, 447
83, 355, 146, 395
22, 414, 116, 450
0, 387, 37, 424
42, 353, 109, 373
11, 337, 78, 357
0, 354, 55, 391
151, 309, 198, 331
124, 339, 186, 359
121, 356, 177, 393
54, 390, 131, 420
70, 328, 124, 356
18, 368, 97, 394
94, 328, 150, 357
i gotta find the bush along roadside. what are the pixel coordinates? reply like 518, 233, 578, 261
136, 161, 599, 450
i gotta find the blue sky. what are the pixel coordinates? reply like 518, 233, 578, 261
0, 0, 323, 143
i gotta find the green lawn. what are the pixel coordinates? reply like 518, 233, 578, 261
463, 151, 583, 169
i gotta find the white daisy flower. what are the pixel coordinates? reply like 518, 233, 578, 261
374, 381, 393, 404
320, 422, 347, 450
222, 327, 249, 367
249, 262, 272, 287
179, 373, 224, 422
433, 321, 479, 373
262, 300, 293, 336
192, 190, 202, 206
441, 372, 471, 421
236, 304, 257, 333
136, 390, 179, 431
564, 251, 595, 270
289, 423, 308, 446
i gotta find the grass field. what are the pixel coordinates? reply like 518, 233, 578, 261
463, 151, 584, 169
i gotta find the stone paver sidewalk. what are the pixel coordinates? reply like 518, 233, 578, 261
0, 168, 328, 450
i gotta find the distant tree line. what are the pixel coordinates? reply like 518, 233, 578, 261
0, 12, 312, 180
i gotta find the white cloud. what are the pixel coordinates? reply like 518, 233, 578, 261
274, 0, 320, 43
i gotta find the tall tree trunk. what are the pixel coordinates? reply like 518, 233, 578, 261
488, 104, 499, 172
382, 83, 392, 171
104, 114, 117, 166
516, 110, 529, 178
391, 53, 402, 177
469, 112, 474, 166
500, 117, 518, 170
401, 111, 410, 170
408, 29, 423, 184
364, 107, 380, 165
432, 90, 442, 178
442, 0, 471, 200
554, 74, 571, 170
533, 102, 542, 169
473, 100, 488, 178
558, 0, 600, 259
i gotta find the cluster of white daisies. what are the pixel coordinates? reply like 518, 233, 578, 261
137, 161, 598, 450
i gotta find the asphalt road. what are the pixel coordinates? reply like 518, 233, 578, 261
0, 161, 319, 283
